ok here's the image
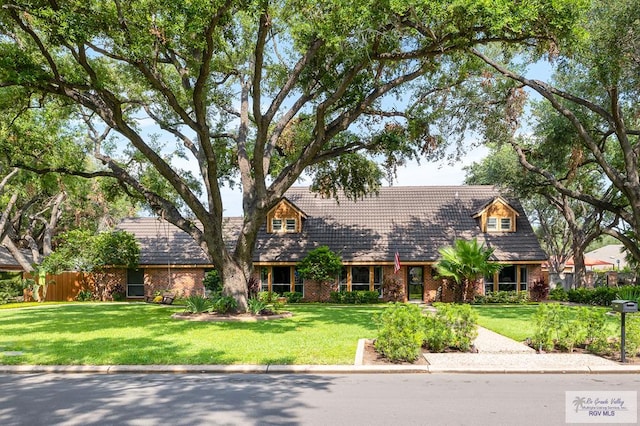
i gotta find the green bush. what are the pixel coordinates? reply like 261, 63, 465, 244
247, 298, 267, 315
473, 290, 529, 304
531, 304, 610, 353
283, 291, 303, 303
329, 290, 380, 304
203, 270, 222, 293
374, 303, 425, 363
75, 289, 93, 301
566, 286, 618, 306
184, 295, 213, 313
623, 314, 640, 358
0, 291, 10, 305
211, 295, 238, 314
0, 274, 24, 298
548, 287, 568, 301
257, 291, 279, 303
616, 286, 640, 304
423, 314, 453, 352
433, 303, 479, 351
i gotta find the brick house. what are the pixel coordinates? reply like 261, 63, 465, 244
115, 186, 547, 302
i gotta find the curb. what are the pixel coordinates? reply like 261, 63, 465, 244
1, 364, 640, 375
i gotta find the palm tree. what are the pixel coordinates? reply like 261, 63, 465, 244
435, 239, 502, 302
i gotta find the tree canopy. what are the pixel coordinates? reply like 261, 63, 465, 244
0, 0, 587, 310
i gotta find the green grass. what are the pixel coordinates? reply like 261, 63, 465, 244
0, 303, 383, 365
472, 304, 620, 342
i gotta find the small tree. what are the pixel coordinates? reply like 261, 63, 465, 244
44, 230, 140, 300
435, 239, 502, 303
297, 246, 343, 290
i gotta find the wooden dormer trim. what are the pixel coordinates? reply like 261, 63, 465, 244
266, 198, 307, 234
473, 197, 519, 233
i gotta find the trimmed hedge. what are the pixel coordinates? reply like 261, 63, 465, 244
329, 290, 380, 304
566, 287, 618, 306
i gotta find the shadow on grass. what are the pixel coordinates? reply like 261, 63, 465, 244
0, 303, 385, 365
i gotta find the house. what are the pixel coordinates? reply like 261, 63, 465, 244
115, 186, 547, 302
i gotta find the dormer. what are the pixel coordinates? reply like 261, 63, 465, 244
267, 198, 307, 234
473, 196, 519, 233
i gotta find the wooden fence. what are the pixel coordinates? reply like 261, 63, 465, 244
24, 272, 90, 302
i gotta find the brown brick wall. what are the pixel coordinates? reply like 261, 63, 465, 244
144, 268, 205, 299
303, 279, 338, 302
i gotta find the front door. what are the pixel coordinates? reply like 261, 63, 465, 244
407, 266, 424, 301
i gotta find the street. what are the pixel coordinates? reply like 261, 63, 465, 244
1, 373, 638, 425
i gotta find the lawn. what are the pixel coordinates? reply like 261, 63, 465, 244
472, 304, 620, 342
0, 303, 384, 365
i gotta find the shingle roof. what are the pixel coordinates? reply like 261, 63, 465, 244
118, 186, 547, 266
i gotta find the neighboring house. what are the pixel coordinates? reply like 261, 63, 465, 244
116, 186, 547, 302
0, 246, 28, 273
584, 244, 627, 271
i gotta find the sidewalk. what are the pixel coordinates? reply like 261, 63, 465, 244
1, 326, 639, 374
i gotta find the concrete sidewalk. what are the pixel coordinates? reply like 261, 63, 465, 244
1, 326, 638, 374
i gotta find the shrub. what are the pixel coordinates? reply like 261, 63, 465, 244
211, 295, 238, 314
0, 291, 10, 305
423, 314, 453, 352
433, 303, 478, 351
329, 290, 380, 304
297, 246, 342, 282
548, 287, 568, 301
184, 295, 213, 313
623, 314, 640, 358
616, 286, 640, 304
247, 298, 267, 315
473, 291, 528, 304
530, 304, 610, 354
257, 291, 278, 304
567, 286, 618, 306
203, 270, 222, 294
75, 289, 93, 301
374, 303, 425, 363
283, 291, 303, 303
529, 278, 549, 302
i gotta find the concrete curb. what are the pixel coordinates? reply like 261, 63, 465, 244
1, 364, 639, 374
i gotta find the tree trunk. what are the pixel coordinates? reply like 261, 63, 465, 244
221, 255, 249, 313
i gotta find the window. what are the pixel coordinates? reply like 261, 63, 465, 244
127, 269, 145, 298
519, 266, 528, 291
351, 266, 370, 291
285, 218, 296, 231
498, 265, 517, 292
484, 274, 495, 294
339, 267, 348, 292
294, 267, 304, 295
272, 218, 282, 231
487, 216, 512, 232
373, 267, 383, 296
260, 267, 269, 292
272, 266, 291, 295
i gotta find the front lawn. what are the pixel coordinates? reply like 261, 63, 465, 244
472, 304, 620, 342
0, 303, 383, 365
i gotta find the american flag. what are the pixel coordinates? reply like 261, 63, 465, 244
394, 251, 401, 274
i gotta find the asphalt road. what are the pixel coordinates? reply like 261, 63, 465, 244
1, 373, 638, 425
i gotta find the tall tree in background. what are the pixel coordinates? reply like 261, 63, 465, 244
0, 0, 585, 310
469, 0, 640, 281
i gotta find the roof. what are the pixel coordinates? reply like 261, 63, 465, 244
584, 244, 627, 269
118, 186, 547, 266
0, 246, 32, 270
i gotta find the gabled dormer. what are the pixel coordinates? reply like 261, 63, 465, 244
267, 198, 307, 234
473, 196, 519, 233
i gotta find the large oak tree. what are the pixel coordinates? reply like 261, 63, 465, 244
0, 0, 584, 310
